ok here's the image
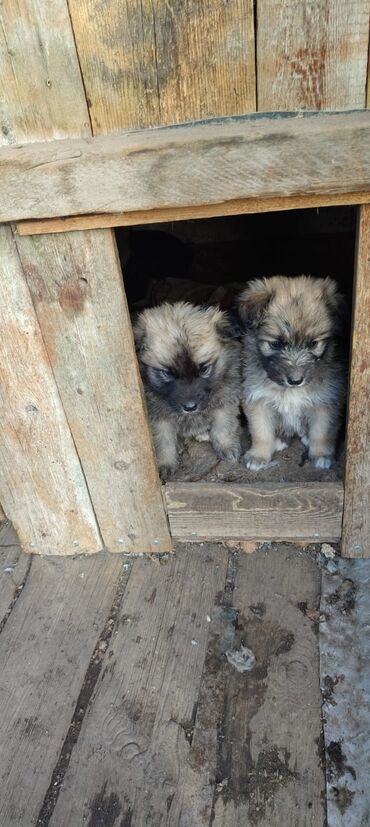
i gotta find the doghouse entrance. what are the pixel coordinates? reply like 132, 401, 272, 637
116, 205, 355, 490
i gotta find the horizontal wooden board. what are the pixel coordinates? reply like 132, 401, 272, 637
15, 189, 370, 236
2, 110, 370, 223
166, 481, 344, 542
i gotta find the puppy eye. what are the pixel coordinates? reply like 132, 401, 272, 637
268, 340, 284, 351
158, 368, 174, 382
199, 363, 213, 378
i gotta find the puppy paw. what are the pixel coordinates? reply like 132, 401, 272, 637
274, 438, 288, 453
242, 450, 271, 471
311, 455, 335, 470
214, 444, 241, 463
158, 463, 177, 482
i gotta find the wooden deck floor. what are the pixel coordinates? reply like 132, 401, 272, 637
0, 523, 350, 826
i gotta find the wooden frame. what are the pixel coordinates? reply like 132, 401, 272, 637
2, 110, 370, 224
0, 112, 369, 557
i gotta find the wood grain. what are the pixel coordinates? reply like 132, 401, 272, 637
0, 552, 124, 825
0, 523, 30, 627
342, 204, 370, 557
15, 189, 370, 236
2, 110, 370, 223
0, 225, 101, 555
49, 544, 229, 825
67, 0, 256, 133
183, 545, 324, 825
17, 229, 171, 554
0, 0, 90, 144
257, 0, 370, 111
166, 481, 344, 542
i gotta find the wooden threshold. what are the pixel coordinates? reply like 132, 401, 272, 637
165, 481, 344, 543
2, 109, 370, 223
15, 190, 370, 236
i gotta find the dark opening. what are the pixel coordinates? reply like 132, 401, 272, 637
115, 206, 355, 484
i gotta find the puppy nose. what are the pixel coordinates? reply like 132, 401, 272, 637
183, 401, 198, 412
287, 375, 304, 386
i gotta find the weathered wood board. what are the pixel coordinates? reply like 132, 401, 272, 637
166, 482, 343, 543
67, 0, 256, 132
48, 543, 324, 825
257, 0, 370, 112
0, 225, 102, 555
0, 523, 30, 627
0, 551, 126, 826
0, 0, 90, 144
1, 110, 370, 222
49, 544, 229, 825
342, 204, 370, 558
183, 545, 324, 825
17, 229, 171, 553
15, 189, 370, 237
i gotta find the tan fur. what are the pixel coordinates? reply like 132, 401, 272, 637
134, 302, 242, 478
238, 276, 347, 470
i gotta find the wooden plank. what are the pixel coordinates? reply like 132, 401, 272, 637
257, 0, 370, 111
15, 188, 370, 236
48, 544, 229, 825
184, 545, 324, 825
2, 110, 370, 223
342, 204, 370, 557
166, 481, 344, 542
320, 559, 370, 824
17, 229, 171, 554
67, 0, 255, 133
0, 523, 30, 627
0, 0, 90, 144
0, 552, 125, 826
0, 225, 101, 555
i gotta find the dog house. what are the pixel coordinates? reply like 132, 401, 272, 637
0, 0, 369, 558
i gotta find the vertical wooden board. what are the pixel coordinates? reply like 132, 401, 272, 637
48, 544, 229, 825
184, 546, 325, 825
257, 0, 370, 111
67, 0, 256, 132
342, 205, 370, 557
17, 229, 171, 554
0, 225, 101, 555
0, 552, 124, 826
0, 0, 90, 144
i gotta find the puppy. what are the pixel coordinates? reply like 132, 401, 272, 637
238, 275, 347, 470
134, 302, 241, 478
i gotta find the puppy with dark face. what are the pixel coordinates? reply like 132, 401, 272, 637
134, 302, 241, 478
238, 275, 347, 470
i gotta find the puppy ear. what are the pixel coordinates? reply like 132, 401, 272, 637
321, 277, 347, 329
133, 312, 146, 353
237, 279, 273, 327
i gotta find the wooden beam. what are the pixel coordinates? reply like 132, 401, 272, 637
0, 225, 102, 555
2, 110, 370, 223
165, 481, 343, 543
342, 204, 370, 557
14, 189, 370, 236
17, 229, 172, 554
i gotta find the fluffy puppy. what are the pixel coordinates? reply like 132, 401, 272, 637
134, 301, 241, 478
238, 275, 347, 470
